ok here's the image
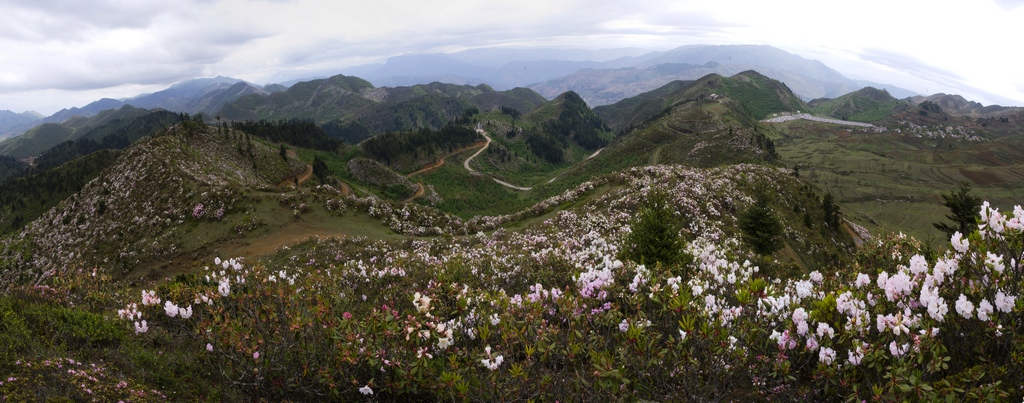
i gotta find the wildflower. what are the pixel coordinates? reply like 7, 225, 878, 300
951, 232, 969, 254
985, 252, 1005, 273
795, 280, 813, 298
908, 255, 928, 275
883, 271, 913, 302
995, 291, 1016, 313
206, 343, 213, 352
253, 351, 259, 361
955, 294, 974, 319
164, 301, 179, 318
179, 306, 193, 319
141, 290, 160, 306
134, 320, 148, 334
819, 347, 836, 365
919, 285, 948, 321
977, 299, 993, 321
218, 278, 230, 297
809, 271, 823, 283
989, 208, 1005, 233
847, 349, 863, 365
679, 329, 687, 341
342, 312, 353, 320
805, 336, 819, 352
889, 341, 909, 357
359, 385, 373, 395
413, 292, 431, 313
480, 346, 505, 371
816, 322, 834, 339
854, 273, 871, 288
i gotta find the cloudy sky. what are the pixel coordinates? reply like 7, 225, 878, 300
1, 0, 1022, 114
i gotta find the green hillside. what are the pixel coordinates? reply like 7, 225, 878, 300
0, 123, 73, 158
0, 97, 1022, 401
217, 76, 549, 137
808, 86, 902, 122
0, 106, 171, 159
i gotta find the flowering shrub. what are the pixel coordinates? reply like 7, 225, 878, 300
93, 189, 1023, 401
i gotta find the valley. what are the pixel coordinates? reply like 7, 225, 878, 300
0, 66, 1022, 402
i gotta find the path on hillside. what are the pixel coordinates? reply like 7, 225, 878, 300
402, 183, 425, 203
466, 128, 607, 191
463, 129, 492, 172
408, 141, 488, 178
403, 137, 489, 202
277, 164, 313, 188
338, 181, 352, 197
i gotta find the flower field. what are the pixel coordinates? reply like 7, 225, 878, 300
2, 142, 1022, 400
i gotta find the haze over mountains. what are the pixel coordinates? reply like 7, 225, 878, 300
0, 44, 933, 142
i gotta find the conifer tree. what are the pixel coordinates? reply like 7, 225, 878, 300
933, 183, 982, 238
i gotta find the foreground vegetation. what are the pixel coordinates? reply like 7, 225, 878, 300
1, 160, 1022, 401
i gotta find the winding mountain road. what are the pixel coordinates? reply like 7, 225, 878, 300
463, 129, 492, 172
406, 125, 608, 196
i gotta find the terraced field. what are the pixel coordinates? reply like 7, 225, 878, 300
773, 119, 1024, 244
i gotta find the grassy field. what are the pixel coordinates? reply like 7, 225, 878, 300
773, 119, 1024, 245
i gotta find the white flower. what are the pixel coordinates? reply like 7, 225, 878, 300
889, 341, 908, 357
955, 294, 974, 319
141, 290, 160, 306
819, 347, 836, 365
908, 255, 928, 275
413, 292, 432, 313
795, 280, 813, 299
989, 209, 1005, 233
985, 252, 1005, 273
218, 278, 231, 297
792, 308, 808, 325
164, 301, 179, 318
809, 271, 823, 283
951, 232, 969, 254
179, 305, 193, 320
134, 320, 148, 334
919, 285, 948, 322
816, 322, 835, 339
847, 349, 864, 365
977, 299, 993, 321
854, 273, 871, 288
679, 329, 687, 341
995, 291, 1016, 313
359, 385, 373, 395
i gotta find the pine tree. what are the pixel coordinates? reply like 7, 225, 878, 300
933, 183, 982, 238
739, 195, 783, 255
620, 192, 689, 268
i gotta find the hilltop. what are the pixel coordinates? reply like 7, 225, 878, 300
1, 63, 1024, 401
808, 86, 904, 122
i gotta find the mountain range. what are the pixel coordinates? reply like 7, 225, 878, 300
1, 49, 1023, 399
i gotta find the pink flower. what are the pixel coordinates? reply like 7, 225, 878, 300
206, 343, 213, 352
253, 351, 259, 361
342, 312, 353, 320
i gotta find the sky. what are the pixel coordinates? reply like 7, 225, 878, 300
1, 0, 1022, 115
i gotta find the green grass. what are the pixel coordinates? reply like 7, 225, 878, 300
774, 119, 1024, 246
416, 160, 529, 218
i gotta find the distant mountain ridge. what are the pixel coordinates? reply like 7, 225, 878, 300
216, 76, 549, 135
338, 44, 918, 106
0, 110, 44, 139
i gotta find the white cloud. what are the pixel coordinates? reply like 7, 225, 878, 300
0, 0, 1021, 114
